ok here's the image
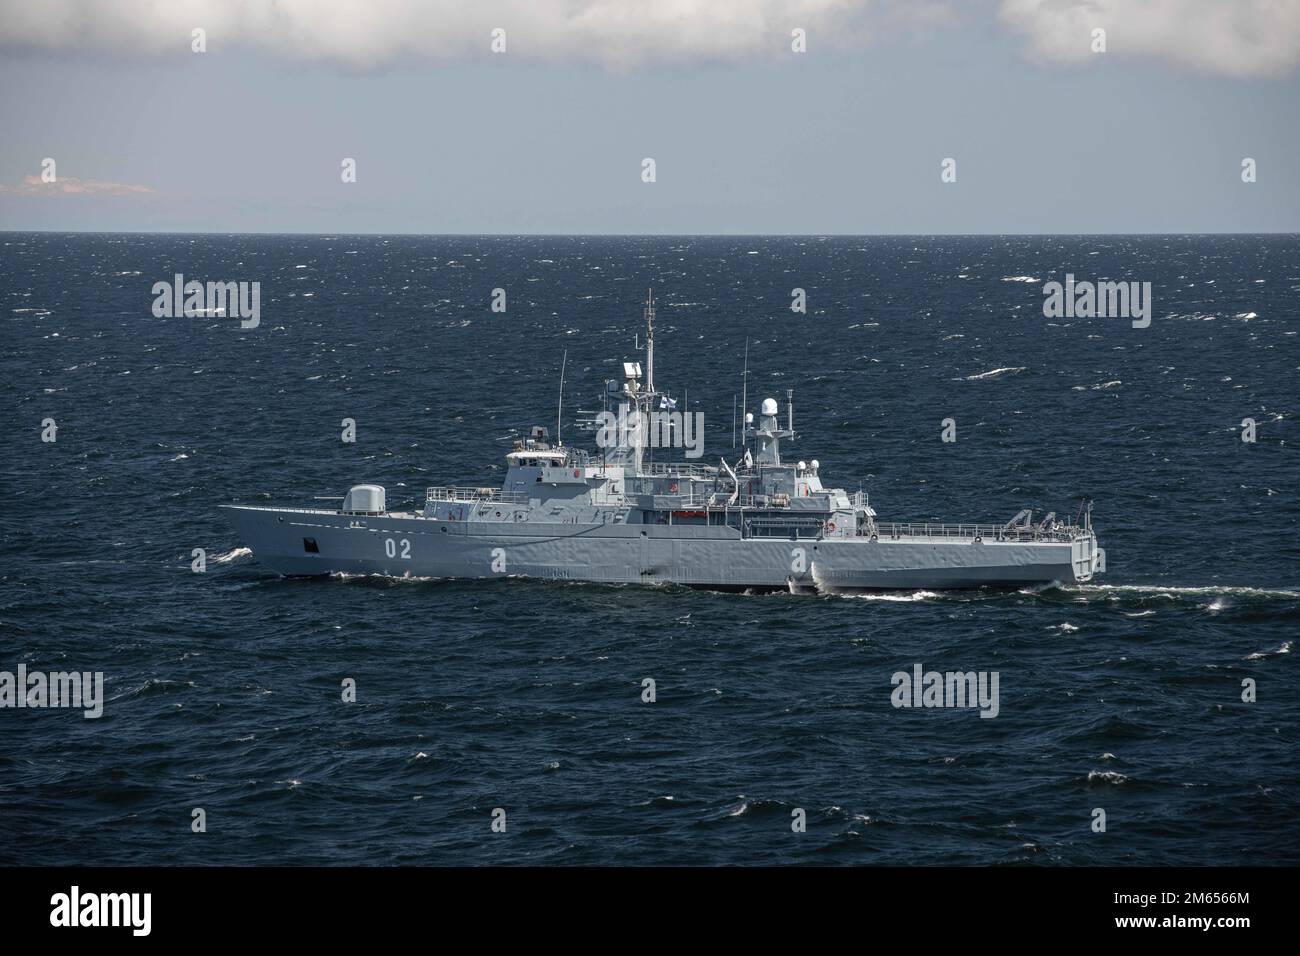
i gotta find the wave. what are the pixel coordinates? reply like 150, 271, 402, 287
845, 590, 941, 603
1087, 770, 1129, 785
211, 546, 252, 563
963, 366, 1026, 381
110, 678, 195, 702
1245, 640, 1292, 660
328, 570, 448, 584
1066, 584, 1298, 600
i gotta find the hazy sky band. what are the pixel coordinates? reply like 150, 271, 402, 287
1, 0, 1297, 233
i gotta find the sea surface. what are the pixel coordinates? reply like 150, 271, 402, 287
1, 233, 1297, 866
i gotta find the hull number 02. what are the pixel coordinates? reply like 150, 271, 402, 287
384, 537, 412, 559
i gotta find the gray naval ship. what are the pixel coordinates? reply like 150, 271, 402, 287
224, 293, 1105, 591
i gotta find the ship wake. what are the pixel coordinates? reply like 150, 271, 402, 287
1057, 583, 1298, 600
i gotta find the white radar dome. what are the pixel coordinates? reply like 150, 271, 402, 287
761, 398, 778, 416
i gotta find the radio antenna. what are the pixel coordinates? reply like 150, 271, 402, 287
556, 349, 567, 447
740, 338, 749, 449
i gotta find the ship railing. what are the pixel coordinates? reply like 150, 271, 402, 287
871, 521, 1082, 542
642, 461, 716, 479
746, 516, 827, 539
426, 486, 529, 505
627, 477, 724, 499
683, 493, 719, 507
703, 493, 764, 509
850, 490, 868, 508
629, 489, 715, 507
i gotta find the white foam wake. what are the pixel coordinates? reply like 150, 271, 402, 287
1067, 584, 1298, 599
211, 546, 252, 563
847, 590, 941, 603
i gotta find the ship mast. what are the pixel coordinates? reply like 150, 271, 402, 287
644, 288, 655, 396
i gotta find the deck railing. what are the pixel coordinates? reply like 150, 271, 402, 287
746, 516, 828, 539
426, 486, 529, 505
641, 461, 716, 479
871, 522, 1082, 542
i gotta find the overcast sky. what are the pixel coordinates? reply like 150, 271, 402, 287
1, 0, 1298, 234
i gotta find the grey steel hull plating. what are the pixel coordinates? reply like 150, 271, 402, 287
223, 505, 1100, 589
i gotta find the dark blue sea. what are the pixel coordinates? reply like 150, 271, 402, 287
2, 233, 1297, 866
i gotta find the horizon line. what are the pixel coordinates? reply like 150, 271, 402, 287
4, 228, 1300, 238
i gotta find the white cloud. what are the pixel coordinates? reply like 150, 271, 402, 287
0, 0, 952, 69
0, 175, 154, 197
999, 0, 1300, 78
5, 1, 1295, 76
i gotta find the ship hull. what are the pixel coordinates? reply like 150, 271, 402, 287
223, 505, 1102, 590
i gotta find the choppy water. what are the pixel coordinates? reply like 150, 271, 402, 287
2, 233, 1297, 865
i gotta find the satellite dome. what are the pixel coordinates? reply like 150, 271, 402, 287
811, 459, 820, 471
761, 397, 778, 416
797, 460, 807, 472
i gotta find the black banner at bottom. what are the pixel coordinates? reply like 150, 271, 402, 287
0, 866, 1280, 941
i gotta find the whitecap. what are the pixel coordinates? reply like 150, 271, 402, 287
1087, 770, 1128, 784
1245, 640, 1292, 661
963, 366, 1026, 381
